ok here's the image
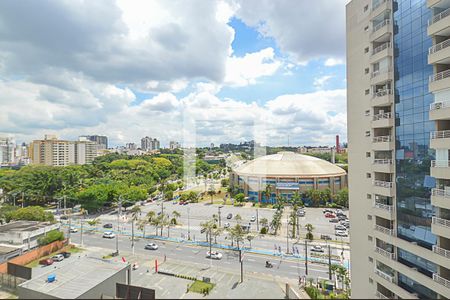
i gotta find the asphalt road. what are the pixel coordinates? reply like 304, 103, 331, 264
71, 229, 334, 281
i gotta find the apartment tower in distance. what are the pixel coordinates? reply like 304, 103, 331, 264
347, 0, 450, 298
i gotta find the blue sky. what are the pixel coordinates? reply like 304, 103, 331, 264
0, 0, 348, 147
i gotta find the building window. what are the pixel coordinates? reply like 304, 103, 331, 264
365, 89, 370, 95
366, 152, 371, 157
368, 236, 373, 241
366, 173, 371, 178
369, 278, 373, 284
365, 110, 370, 116
365, 131, 371, 137
364, 5, 368, 12
367, 215, 372, 220
367, 194, 372, 199
364, 46, 369, 53
365, 68, 369, 74
369, 257, 373, 263
364, 26, 369, 32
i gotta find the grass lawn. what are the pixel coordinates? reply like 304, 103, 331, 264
25, 246, 84, 268
188, 280, 215, 294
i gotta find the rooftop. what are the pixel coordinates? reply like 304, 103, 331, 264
19, 256, 129, 299
0, 221, 53, 233
233, 151, 346, 177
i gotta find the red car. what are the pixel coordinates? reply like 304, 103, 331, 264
325, 212, 336, 218
39, 258, 54, 266
179, 201, 185, 205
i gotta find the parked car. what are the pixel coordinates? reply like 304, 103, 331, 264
335, 225, 347, 231
325, 212, 336, 218
103, 223, 113, 229
69, 227, 78, 233
336, 230, 349, 237
321, 234, 332, 240
336, 209, 343, 215
59, 251, 71, 258
201, 228, 207, 234
323, 209, 333, 214
311, 245, 324, 252
224, 222, 230, 228
179, 201, 185, 205
338, 215, 347, 221
60, 215, 68, 220
329, 218, 339, 223
39, 258, 54, 266
103, 231, 115, 239
206, 251, 223, 260
227, 213, 233, 219
52, 254, 64, 262
144, 243, 158, 250
297, 210, 305, 217
172, 201, 178, 205
250, 216, 256, 222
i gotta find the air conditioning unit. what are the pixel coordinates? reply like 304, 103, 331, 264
435, 102, 442, 109
375, 195, 380, 200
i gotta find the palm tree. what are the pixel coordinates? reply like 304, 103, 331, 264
207, 189, 215, 204
289, 210, 297, 238
246, 234, 256, 248
137, 218, 148, 239
87, 218, 100, 232
305, 223, 314, 240
264, 184, 272, 204
130, 206, 141, 253
260, 217, 268, 229
234, 214, 242, 224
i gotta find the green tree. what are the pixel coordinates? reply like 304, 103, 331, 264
259, 217, 268, 229
130, 206, 142, 249
38, 230, 64, 246
234, 193, 245, 204
171, 210, 181, 225
334, 188, 349, 208
7, 206, 54, 223
227, 224, 245, 248
305, 223, 314, 240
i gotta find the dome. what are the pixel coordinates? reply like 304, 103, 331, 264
233, 151, 346, 178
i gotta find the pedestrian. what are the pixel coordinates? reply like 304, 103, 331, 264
164, 254, 166, 262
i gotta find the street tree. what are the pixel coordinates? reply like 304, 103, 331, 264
305, 223, 314, 240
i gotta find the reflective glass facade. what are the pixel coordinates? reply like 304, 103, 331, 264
393, 0, 436, 249
398, 273, 437, 299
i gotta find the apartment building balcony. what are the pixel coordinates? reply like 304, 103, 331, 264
374, 246, 396, 260
372, 136, 394, 151
431, 188, 450, 209
373, 180, 395, 197
372, 112, 394, 129
374, 267, 395, 283
371, 42, 393, 64
433, 273, 450, 290
432, 216, 450, 239
373, 159, 394, 173
371, 19, 392, 42
374, 224, 395, 236
429, 69, 450, 92
432, 245, 450, 260
373, 201, 395, 219
372, 89, 394, 106
428, 7, 450, 36
431, 160, 450, 180
430, 130, 450, 149
375, 291, 390, 299
371, 68, 393, 85
371, 0, 392, 20
429, 39, 450, 64
430, 100, 450, 121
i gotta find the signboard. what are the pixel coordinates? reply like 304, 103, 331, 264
276, 182, 299, 190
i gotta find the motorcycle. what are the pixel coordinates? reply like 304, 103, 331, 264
265, 261, 273, 268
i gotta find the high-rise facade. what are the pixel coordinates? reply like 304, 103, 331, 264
79, 135, 108, 150
0, 137, 15, 165
347, 0, 450, 298
140, 136, 160, 151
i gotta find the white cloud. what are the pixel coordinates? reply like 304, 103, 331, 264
324, 58, 345, 67
313, 75, 333, 89
225, 47, 282, 86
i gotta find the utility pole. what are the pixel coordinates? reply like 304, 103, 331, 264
68, 208, 72, 244
328, 244, 332, 280
256, 208, 259, 232
239, 249, 244, 283
218, 206, 222, 227
305, 240, 308, 275
80, 218, 84, 247
187, 207, 191, 240
21, 192, 24, 208
286, 215, 290, 254
116, 197, 122, 255
64, 195, 67, 214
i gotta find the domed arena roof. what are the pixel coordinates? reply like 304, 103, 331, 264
233, 151, 346, 178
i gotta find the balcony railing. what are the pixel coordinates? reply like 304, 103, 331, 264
431, 160, 450, 168
432, 216, 450, 228
371, 67, 392, 79
374, 224, 395, 235
373, 89, 392, 98
429, 39, 450, 55
373, 136, 392, 143
431, 130, 450, 139
430, 69, 450, 83
372, 0, 388, 12
430, 100, 450, 111
375, 291, 391, 299
429, 7, 450, 25
432, 245, 450, 259
433, 273, 450, 289
432, 188, 450, 198
374, 267, 395, 283
372, 42, 391, 55
374, 180, 393, 188
374, 246, 396, 259
373, 112, 392, 121
373, 201, 394, 212
373, 159, 393, 165
372, 19, 391, 34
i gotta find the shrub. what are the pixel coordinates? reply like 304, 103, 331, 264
260, 227, 268, 234
38, 230, 64, 246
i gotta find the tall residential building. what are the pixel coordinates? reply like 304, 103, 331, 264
0, 137, 15, 165
79, 135, 108, 150
347, 0, 450, 299
140, 137, 160, 151
169, 141, 181, 150
30, 136, 97, 166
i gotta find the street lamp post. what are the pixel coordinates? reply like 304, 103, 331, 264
116, 196, 122, 255
256, 208, 259, 232
218, 206, 222, 227
187, 207, 191, 240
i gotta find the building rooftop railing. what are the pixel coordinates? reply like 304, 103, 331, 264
431, 130, 450, 139
432, 245, 450, 259
374, 246, 396, 260
372, 42, 391, 55
372, 19, 391, 33
432, 216, 450, 229
430, 69, 450, 82
433, 273, 450, 289
373, 136, 392, 143
373, 112, 392, 121
431, 160, 450, 168
429, 39, 450, 55
429, 7, 450, 25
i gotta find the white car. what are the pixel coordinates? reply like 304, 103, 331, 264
223, 222, 230, 228
52, 254, 64, 262
250, 216, 256, 222
206, 251, 223, 260
311, 245, 324, 252
335, 225, 347, 231
103, 231, 116, 239
144, 243, 158, 250
336, 230, 348, 237
69, 227, 78, 233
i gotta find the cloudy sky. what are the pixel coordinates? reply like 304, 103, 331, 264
0, 0, 347, 147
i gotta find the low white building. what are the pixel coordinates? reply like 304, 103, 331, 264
0, 221, 60, 250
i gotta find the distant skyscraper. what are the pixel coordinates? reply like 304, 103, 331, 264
126, 143, 137, 150
79, 135, 108, 149
140, 137, 160, 151
0, 137, 15, 165
169, 141, 181, 150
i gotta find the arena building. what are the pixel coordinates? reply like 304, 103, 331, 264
230, 151, 347, 202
